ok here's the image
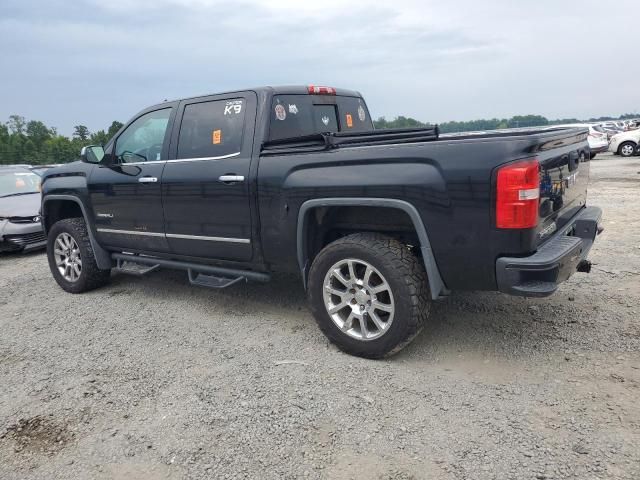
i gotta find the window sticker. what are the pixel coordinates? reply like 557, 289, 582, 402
358, 105, 366, 122
288, 104, 298, 115
321, 115, 330, 126
212, 129, 222, 144
275, 104, 286, 121
224, 100, 243, 115
346, 114, 353, 128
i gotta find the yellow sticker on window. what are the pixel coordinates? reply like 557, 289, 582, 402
346, 114, 353, 128
212, 129, 222, 144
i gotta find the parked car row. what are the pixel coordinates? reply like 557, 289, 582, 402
551, 120, 640, 158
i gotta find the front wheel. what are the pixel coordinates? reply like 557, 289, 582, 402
307, 233, 430, 359
47, 218, 111, 293
619, 142, 636, 157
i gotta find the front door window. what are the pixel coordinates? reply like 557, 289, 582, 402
115, 109, 172, 164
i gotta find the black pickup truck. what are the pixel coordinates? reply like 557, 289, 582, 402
41, 85, 602, 358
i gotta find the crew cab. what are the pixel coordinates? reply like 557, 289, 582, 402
40, 86, 602, 358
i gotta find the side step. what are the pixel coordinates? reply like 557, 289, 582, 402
188, 269, 246, 289
115, 258, 160, 276
110, 253, 270, 288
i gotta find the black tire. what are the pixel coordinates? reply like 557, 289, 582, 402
47, 218, 111, 293
618, 141, 636, 157
307, 233, 430, 359
589, 152, 597, 160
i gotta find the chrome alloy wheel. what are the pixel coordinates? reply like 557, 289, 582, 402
322, 258, 395, 341
54, 232, 82, 282
620, 144, 635, 156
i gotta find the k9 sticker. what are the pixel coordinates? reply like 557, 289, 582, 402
224, 100, 243, 115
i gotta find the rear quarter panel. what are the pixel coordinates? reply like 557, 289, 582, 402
258, 130, 589, 291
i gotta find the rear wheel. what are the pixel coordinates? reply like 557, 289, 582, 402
47, 218, 111, 293
307, 233, 430, 359
619, 142, 636, 157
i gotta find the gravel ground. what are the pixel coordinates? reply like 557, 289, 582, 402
1, 153, 639, 480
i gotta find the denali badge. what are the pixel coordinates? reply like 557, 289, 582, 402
97, 213, 114, 218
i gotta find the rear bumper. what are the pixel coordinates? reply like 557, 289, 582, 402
0, 220, 47, 252
496, 206, 602, 297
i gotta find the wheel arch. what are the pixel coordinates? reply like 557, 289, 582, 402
618, 140, 637, 155
296, 198, 448, 299
42, 195, 112, 270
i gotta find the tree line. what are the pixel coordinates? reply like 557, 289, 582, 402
0, 115, 123, 166
0, 111, 637, 166
374, 113, 638, 132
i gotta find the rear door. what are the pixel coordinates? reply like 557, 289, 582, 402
89, 106, 175, 252
161, 92, 256, 261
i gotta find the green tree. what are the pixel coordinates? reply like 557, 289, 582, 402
7, 115, 26, 135
107, 121, 124, 138
73, 125, 90, 141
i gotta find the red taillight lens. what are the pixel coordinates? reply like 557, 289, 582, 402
308, 85, 336, 95
496, 159, 540, 229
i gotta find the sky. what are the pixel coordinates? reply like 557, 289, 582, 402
0, 0, 637, 136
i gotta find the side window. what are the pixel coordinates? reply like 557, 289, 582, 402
177, 99, 246, 159
114, 108, 171, 164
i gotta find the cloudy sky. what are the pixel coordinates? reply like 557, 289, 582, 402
0, 0, 637, 135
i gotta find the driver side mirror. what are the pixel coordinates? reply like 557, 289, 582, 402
80, 145, 105, 164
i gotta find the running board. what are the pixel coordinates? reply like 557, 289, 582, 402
110, 253, 270, 286
188, 269, 246, 289
115, 258, 160, 276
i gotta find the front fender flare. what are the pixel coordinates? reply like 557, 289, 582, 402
42, 195, 112, 270
296, 198, 448, 300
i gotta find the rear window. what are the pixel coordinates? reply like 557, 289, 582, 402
268, 95, 373, 141
177, 98, 245, 159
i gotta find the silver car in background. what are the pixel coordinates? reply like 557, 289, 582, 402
0, 166, 46, 253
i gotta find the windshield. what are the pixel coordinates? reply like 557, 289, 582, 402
268, 94, 373, 141
0, 171, 41, 197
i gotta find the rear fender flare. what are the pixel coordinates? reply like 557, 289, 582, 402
42, 195, 112, 270
296, 198, 448, 299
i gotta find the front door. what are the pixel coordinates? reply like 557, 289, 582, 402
161, 93, 256, 261
89, 106, 175, 252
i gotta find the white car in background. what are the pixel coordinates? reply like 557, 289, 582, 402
551, 124, 609, 158
609, 129, 640, 157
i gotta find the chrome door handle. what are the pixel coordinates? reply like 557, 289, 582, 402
218, 175, 245, 183
138, 177, 158, 183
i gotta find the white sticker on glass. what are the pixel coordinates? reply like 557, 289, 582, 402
275, 104, 287, 121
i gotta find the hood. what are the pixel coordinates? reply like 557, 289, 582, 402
0, 192, 42, 218
612, 130, 640, 142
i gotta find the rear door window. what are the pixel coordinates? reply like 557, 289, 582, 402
177, 99, 245, 159
269, 95, 373, 141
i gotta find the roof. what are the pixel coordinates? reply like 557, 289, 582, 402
150, 85, 363, 109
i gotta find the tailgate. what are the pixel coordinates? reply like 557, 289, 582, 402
537, 141, 590, 244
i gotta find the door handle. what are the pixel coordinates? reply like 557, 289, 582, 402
138, 177, 158, 183
218, 175, 245, 183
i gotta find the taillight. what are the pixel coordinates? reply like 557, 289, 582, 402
308, 85, 336, 95
496, 159, 540, 229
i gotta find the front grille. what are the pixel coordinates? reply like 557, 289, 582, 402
2, 231, 46, 249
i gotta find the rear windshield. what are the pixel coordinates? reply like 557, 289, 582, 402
268, 95, 373, 141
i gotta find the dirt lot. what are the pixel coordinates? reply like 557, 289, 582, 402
1, 152, 639, 480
